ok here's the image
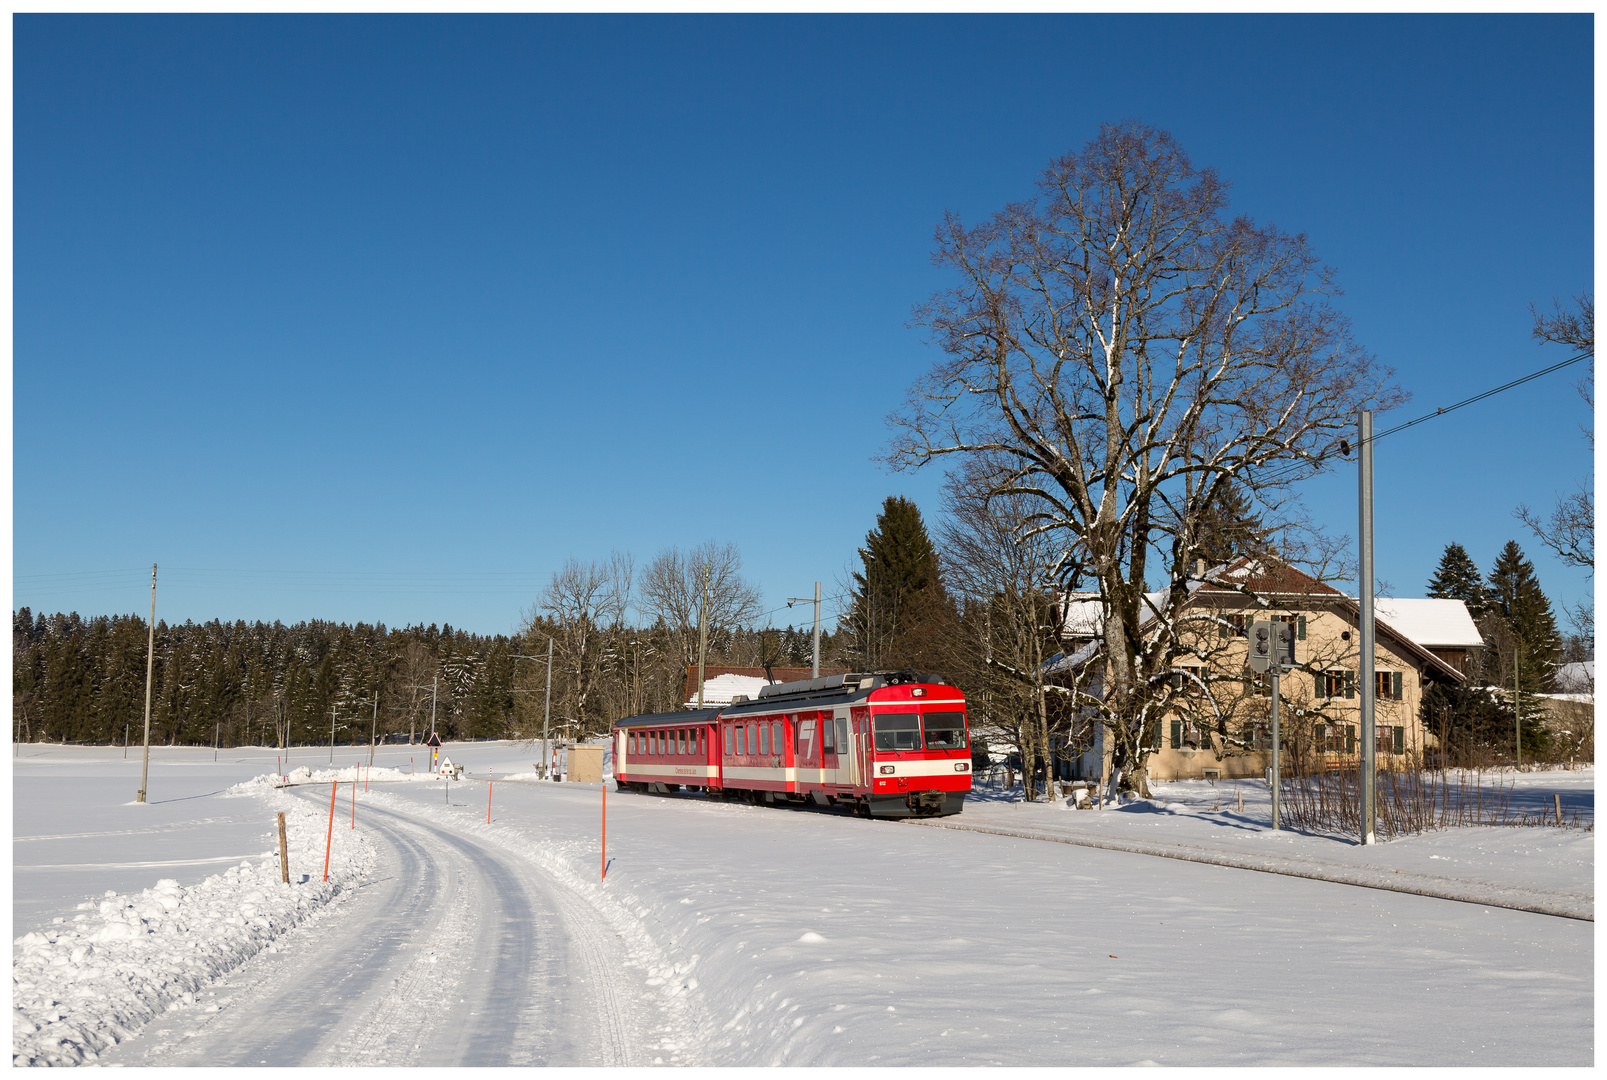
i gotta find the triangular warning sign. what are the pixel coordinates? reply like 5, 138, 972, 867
425, 733, 442, 748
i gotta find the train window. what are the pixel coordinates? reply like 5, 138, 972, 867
678, 729, 687, 755
700, 730, 707, 755
836, 717, 849, 754
821, 717, 835, 753
723, 724, 733, 755
737, 724, 747, 755
873, 712, 921, 752
771, 722, 781, 757
923, 711, 968, 750
759, 722, 769, 755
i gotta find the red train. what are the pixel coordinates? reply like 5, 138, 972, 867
612, 671, 972, 817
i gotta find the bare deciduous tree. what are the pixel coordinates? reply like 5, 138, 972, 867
639, 541, 762, 670
1518, 290, 1593, 573
531, 552, 634, 737
888, 121, 1403, 796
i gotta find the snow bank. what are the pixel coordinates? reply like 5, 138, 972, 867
12, 779, 377, 1066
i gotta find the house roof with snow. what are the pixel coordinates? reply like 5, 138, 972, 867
1373, 599, 1484, 649
1554, 661, 1594, 695
683, 672, 773, 708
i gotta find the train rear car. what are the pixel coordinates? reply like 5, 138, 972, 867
613, 708, 721, 793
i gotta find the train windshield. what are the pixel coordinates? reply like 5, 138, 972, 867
873, 712, 921, 751
922, 711, 967, 750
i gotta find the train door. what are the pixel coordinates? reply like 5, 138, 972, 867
851, 707, 871, 791
820, 710, 840, 786
837, 712, 858, 787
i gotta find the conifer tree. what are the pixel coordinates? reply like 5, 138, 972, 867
1485, 540, 1562, 693
1193, 482, 1265, 568
847, 496, 945, 669
1426, 542, 1488, 618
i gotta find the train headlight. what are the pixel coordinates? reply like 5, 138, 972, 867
955, 762, 969, 772
879, 765, 894, 775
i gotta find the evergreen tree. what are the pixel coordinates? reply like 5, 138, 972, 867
847, 496, 944, 668
1426, 541, 1488, 618
1193, 481, 1265, 568
1485, 540, 1563, 693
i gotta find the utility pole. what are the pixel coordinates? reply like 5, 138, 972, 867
1514, 647, 1521, 770
136, 564, 156, 804
787, 581, 823, 678
1358, 409, 1377, 846
330, 705, 337, 765
542, 638, 553, 780
1270, 666, 1281, 831
430, 676, 438, 743
370, 694, 379, 768
214, 721, 219, 762
695, 566, 710, 708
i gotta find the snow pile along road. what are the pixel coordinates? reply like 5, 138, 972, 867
12, 779, 376, 1066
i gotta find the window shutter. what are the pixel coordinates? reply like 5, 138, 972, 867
1346, 725, 1356, 754
1393, 725, 1404, 754
1219, 620, 1229, 640
1345, 671, 1356, 699
1170, 718, 1182, 749
1297, 615, 1307, 640
1392, 671, 1403, 700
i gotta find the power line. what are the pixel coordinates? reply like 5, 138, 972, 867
1256, 349, 1590, 486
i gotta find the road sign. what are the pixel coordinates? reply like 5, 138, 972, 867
425, 732, 442, 748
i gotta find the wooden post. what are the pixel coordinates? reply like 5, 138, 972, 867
1237, 789, 1243, 813
1555, 793, 1563, 825
323, 780, 336, 882
277, 812, 290, 884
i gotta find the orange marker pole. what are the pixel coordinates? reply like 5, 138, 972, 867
488, 769, 494, 824
323, 779, 337, 881
364, 763, 369, 793
601, 783, 607, 881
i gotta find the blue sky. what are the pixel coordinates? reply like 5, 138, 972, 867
13, 14, 1594, 637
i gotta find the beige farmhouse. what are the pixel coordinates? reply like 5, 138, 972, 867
1054, 556, 1483, 782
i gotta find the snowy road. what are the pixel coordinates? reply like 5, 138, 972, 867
14, 745, 1594, 1066
99, 790, 642, 1067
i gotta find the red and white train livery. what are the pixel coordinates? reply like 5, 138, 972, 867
612, 671, 971, 818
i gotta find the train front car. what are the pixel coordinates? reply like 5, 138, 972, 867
720, 670, 971, 818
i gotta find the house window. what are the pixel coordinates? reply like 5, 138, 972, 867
1221, 613, 1247, 639
1242, 722, 1270, 750
1323, 670, 1354, 700
1376, 671, 1403, 701
1314, 723, 1356, 753
1169, 668, 1199, 692
1169, 717, 1204, 750
1376, 725, 1406, 754
1277, 613, 1307, 640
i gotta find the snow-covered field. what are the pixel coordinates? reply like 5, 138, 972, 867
12, 742, 1595, 1066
